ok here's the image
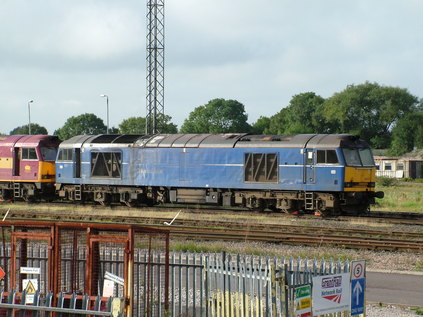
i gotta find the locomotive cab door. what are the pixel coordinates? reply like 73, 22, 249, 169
12, 148, 21, 176
74, 148, 81, 178
304, 148, 315, 184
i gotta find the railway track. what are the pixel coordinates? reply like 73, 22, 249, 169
2, 206, 422, 254
2, 201, 423, 225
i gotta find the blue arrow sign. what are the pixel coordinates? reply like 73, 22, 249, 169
351, 278, 365, 316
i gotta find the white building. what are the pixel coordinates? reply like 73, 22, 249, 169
374, 150, 423, 179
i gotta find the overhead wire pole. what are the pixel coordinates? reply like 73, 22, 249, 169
146, 0, 165, 135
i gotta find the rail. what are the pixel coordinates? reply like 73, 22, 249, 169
2, 206, 422, 253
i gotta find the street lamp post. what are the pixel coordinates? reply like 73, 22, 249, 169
28, 100, 34, 134
100, 94, 109, 134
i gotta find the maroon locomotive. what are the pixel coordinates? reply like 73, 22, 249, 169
0, 135, 61, 201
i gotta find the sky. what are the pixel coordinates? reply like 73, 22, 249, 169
1, 0, 422, 135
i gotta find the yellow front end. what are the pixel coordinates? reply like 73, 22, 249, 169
344, 167, 376, 191
37, 161, 56, 182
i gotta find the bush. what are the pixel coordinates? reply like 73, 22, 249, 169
376, 177, 399, 187
402, 177, 423, 183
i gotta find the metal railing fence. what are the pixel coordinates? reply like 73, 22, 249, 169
0, 289, 124, 316
1, 244, 353, 317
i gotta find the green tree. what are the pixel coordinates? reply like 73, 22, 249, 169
180, 98, 251, 133
251, 116, 271, 134
10, 124, 48, 135
54, 113, 106, 140
156, 114, 178, 133
119, 114, 177, 134
285, 92, 325, 134
321, 82, 418, 148
108, 127, 119, 134
264, 92, 325, 135
390, 112, 423, 155
265, 108, 290, 135
119, 117, 145, 134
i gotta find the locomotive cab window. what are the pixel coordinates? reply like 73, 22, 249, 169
91, 151, 122, 178
21, 148, 37, 160
316, 150, 339, 164
57, 149, 74, 161
342, 148, 375, 166
244, 153, 278, 183
41, 147, 58, 161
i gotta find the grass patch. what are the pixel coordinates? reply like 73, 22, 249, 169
171, 241, 225, 253
374, 183, 423, 212
376, 177, 399, 187
416, 261, 423, 272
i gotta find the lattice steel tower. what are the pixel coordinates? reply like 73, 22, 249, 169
146, 0, 165, 134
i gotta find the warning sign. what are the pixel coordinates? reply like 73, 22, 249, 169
0, 266, 5, 280
23, 279, 38, 304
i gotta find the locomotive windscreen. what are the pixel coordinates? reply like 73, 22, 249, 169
342, 148, 375, 167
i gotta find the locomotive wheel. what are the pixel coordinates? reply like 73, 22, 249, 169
257, 198, 266, 213
341, 204, 369, 216
124, 201, 137, 207
22, 195, 35, 203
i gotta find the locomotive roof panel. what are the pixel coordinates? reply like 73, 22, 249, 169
235, 134, 316, 148
154, 134, 188, 147
0, 135, 60, 147
0, 135, 25, 147
138, 134, 247, 148
112, 134, 145, 144
306, 134, 370, 148
168, 134, 201, 147
59, 135, 96, 148
90, 135, 121, 143
57, 133, 370, 149
198, 134, 247, 147
235, 134, 370, 148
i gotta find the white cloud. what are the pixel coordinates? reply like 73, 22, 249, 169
1, 0, 423, 134
53, 5, 143, 60
0, 2, 144, 63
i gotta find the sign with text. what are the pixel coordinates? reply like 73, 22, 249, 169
312, 273, 350, 316
23, 279, 38, 304
294, 285, 312, 317
351, 260, 366, 316
104, 271, 124, 286
351, 260, 365, 280
20, 267, 41, 275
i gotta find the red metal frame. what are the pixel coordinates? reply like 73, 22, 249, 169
2, 220, 169, 317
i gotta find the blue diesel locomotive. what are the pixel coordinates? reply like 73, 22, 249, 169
54, 133, 383, 215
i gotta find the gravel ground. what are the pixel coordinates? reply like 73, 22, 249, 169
180, 215, 423, 272
367, 304, 422, 317
186, 240, 423, 272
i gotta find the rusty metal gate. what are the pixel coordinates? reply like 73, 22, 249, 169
10, 227, 54, 296
0, 220, 169, 317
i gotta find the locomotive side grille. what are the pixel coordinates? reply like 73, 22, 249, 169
244, 153, 278, 183
90, 152, 122, 178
